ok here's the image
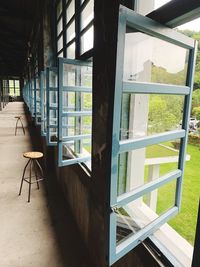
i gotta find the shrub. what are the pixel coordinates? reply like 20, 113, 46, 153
188, 133, 200, 147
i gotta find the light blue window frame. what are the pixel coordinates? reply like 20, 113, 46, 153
46, 67, 58, 146
30, 78, 35, 117
109, 6, 197, 265
40, 70, 47, 136
58, 58, 92, 167
34, 75, 41, 125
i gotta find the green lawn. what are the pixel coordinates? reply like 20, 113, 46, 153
156, 144, 200, 245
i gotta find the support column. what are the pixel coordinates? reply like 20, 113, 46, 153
146, 164, 159, 211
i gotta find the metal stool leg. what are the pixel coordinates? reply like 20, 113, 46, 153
19, 158, 31, 196
35, 159, 44, 179
15, 118, 19, 136
20, 118, 25, 135
33, 159, 39, 189
28, 160, 33, 203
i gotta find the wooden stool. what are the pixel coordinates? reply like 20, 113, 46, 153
18, 152, 44, 202
15, 116, 25, 136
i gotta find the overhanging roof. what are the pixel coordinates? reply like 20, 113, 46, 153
0, 0, 39, 77
147, 0, 200, 28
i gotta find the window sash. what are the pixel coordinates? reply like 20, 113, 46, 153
34, 76, 41, 125
109, 6, 197, 265
46, 67, 58, 146
40, 71, 47, 137
58, 57, 92, 167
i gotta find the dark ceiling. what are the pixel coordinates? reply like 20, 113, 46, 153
0, 0, 38, 77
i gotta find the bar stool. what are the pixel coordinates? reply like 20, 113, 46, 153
15, 116, 25, 136
18, 152, 44, 202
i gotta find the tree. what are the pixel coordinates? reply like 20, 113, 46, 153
148, 95, 182, 134
192, 106, 200, 120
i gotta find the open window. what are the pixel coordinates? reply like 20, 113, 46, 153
58, 58, 92, 167
34, 75, 41, 125
109, 6, 197, 265
40, 70, 47, 136
46, 67, 58, 146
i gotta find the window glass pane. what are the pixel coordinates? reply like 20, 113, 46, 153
49, 71, 58, 88
117, 139, 181, 196
49, 91, 58, 106
81, 26, 93, 54
66, 21, 75, 42
58, 51, 64, 58
80, 66, 92, 87
80, 0, 94, 30
9, 80, 14, 87
62, 138, 91, 159
57, 17, 63, 36
57, 36, 63, 52
57, 0, 62, 19
116, 179, 176, 245
15, 89, 20, 96
62, 92, 75, 111
49, 128, 58, 142
66, 0, 75, 23
62, 115, 91, 137
15, 80, 20, 88
50, 110, 58, 125
67, 42, 75, 59
124, 31, 189, 85
83, 93, 92, 110
120, 94, 184, 141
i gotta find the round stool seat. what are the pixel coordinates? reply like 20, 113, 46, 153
23, 151, 43, 159
15, 116, 22, 119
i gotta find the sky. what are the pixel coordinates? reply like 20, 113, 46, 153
154, 0, 200, 32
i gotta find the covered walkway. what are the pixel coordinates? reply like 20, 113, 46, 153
0, 102, 92, 267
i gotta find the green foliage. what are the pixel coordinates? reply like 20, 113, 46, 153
188, 133, 200, 146
192, 89, 200, 109
148, 95, 183, 134
192, 106, 200, 120
151, 65, 187, 85
157, 144, 200, 245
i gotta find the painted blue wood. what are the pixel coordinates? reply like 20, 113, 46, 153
176, 41, 198, 210
60, 155, 91, 166
116, 170, 182, 207
119, 130, 185, 153
62, 111, 92, 116
62, 134, 91, 142
109, 6, 197, 266
114, 207, 178, 264
46, 67, 58, 146
110, 9, 126, 207
123, 81, 190, 95
121, 6, 195, 49
63, 86, 92, 92
58, 57, 92, 167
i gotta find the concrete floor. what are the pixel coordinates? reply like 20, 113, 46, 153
0, 102, 92, 267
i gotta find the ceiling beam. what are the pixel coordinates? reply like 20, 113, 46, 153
147, 0, 200, 28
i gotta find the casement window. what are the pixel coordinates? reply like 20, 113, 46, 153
40, 71, 47, 137
9, 80, 20, 97
58, 58, 92, 167
109, 6, 197, 265
56, 0, 64, 57
46, 67, 58, 146
30, 79, 35, 117
56, 0, 94, 59
34, 75, 41, 125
